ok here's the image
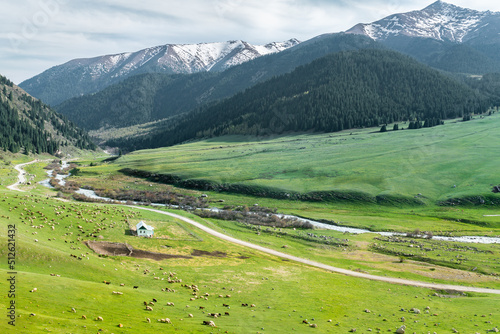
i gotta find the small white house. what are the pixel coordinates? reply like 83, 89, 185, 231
136, 221, 154, 238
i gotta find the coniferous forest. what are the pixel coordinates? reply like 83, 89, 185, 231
108, 49, 491, 151
0, 75, 96, 154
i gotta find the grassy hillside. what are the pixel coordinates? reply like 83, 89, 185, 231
112, 112, 500, 205
1, 189, 499, 333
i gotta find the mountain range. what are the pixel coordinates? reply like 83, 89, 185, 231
19, 39, 299, 106
11, 1, 500, 153
105, 48, 491, 151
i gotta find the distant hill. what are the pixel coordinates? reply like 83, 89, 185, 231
346, 1, 500, 74
109, 49, 490, 151
0, 75, 96, 154
55, 33, 382, 131
19, 39, 299, 106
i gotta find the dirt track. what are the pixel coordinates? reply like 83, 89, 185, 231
7, 160, 39, 191
128, 205, 500, 295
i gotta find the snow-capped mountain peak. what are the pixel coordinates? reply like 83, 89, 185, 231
346, 1, 500, 43
20, 38, 300, 105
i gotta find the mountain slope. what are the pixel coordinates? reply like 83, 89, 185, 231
346, 1, 500, 74
56, 33, 382, 131
19, 39, 299, 106
0, 75, 96, 154
109, 49, 489, 151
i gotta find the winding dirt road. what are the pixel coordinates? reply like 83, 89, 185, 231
129, 205, 500, 295
6, 159, 40, 191
7, 161, 500, 294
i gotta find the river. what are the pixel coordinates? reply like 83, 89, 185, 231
39, 162, 500, 244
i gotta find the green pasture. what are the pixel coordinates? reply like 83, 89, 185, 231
116, 113, 500, 204
1, 192, 499, 334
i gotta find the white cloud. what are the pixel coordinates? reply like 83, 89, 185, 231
1, 0, 499, 84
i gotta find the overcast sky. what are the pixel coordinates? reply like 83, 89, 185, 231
1, 0, 499, 84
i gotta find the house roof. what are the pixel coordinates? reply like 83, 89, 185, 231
136, 221, 154, 231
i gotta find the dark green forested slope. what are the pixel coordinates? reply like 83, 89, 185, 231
110, 49, 491, 151
55, 34, 382, 131
0, 75, 96, 154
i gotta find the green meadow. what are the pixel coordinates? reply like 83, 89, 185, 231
1, 191, 499, 334
116, 114, 500, 203
1, 114, 500, 333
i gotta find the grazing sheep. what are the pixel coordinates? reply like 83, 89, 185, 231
224, 312, 230, 316
96, 316, 103, 321
149, 302, 154, 306
223, 304, 229, 307
133, 286, 139, 289
146, 306, 153, 311
225, 294, 231, 298
146, 318, 151, 323
250, 304, 256, 307
158, 318, 171, 324
30, 288, 37, 293
71, 307, 76, 313
118, 323, 123, 328
199, 306, 205, 310
152, 298, 158, 303
166, 302, 174, 306
81, 315, 87, 320
120, 283, 125, 286
188, 314, 193, 318
143, 301, 148, 306
203, 320, 216, 327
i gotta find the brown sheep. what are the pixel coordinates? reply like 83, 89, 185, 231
81, 315, 87, 320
